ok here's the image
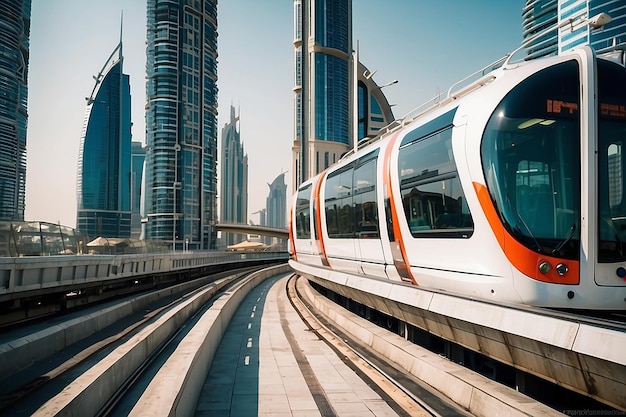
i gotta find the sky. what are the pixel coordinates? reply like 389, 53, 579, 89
25, 0, 524, 228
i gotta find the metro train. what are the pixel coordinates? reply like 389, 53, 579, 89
289, 43, 626, 310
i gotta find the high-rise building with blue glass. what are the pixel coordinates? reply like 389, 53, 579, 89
131, 141, 145, 238
523, 0, 626, 59
292, 0, 395, 189
265, 172, 287, 246
293, 0, 351, 188
76, 40, 132, 239
220, 105, 247, 246
0, 0, 31, 221
266, 173, 287, 228
144, 0, 218, 250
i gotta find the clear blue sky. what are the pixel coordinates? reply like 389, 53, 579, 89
25, 0, 524, 228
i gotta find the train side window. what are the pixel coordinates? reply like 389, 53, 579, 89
295, 185, 312, 239
324, 150, 379, 239
398, 127, 474, 238
354, 158, 379, 238
325, 165, 354, 238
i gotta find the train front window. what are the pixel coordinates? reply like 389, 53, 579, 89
481, 60, 581, 260
597, 60, 626, 262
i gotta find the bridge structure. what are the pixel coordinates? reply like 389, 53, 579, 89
215, 222, 289, 239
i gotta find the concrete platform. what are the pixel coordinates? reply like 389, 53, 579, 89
195, 274, 408, 417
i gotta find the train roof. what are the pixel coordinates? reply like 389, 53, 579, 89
350, 39, 626, 160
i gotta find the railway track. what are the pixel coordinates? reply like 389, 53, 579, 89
285, 274, 468, 417
2, 263, 612, 416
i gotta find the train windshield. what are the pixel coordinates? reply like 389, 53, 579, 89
481, 60, 581, 260
597, 59, 626, 262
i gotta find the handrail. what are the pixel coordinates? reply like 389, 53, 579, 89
350, 67, 500, 155
596, 40, 626, 62
446, 55, 508, 98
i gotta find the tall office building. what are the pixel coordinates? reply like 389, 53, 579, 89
293, 0, 351, 189
219, 105, 248, 246
76, 39, 132, 239
0, 0, 31, 221
130, 141, 145, 238
144, 0, 218, 250
523, 0, 626, 59
264, 172, 287, 246
292, 0, 394, 189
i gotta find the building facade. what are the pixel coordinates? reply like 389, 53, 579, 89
292, 0, 395, 190
264, 172, 287, 246
76, 40, 132, 239
130, 141, 145, 238
293, 0, 351, 189
0, 0, 31, 221
144, 0, 219, 250
523, 0, 626, 59
219, 105, 248, 246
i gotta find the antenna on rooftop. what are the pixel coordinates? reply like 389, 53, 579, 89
119, 11, 123, 61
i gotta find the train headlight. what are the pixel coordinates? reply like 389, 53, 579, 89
616, 266, 626, 281
538, 261, 551, 274
555, 263, 569, 276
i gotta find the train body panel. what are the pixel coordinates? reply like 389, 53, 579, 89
290, 45, 626, 311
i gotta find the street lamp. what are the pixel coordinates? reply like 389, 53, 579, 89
377, 79, 398, 89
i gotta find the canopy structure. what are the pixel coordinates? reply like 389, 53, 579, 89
227, 240, 267, 251
87, 236, 115, 247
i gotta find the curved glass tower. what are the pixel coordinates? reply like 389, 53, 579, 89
523, 0, 626, 59
0, 0, 31, 221
144, 0, 218, 250
266, 172, 287, 229
522, 0, 558, 59
76, 41, 132, 239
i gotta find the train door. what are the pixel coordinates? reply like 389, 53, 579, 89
594, 55, 626, 288
322, 164, 359, 273
292, 181, 322, 266
353, 152, 387, 277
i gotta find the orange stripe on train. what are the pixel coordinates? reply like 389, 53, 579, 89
473, 182, 579, 285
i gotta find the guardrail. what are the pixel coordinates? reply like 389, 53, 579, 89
0, 251, 288, 302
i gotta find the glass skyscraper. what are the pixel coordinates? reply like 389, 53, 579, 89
292, 0, 394, 189
266, 172, 287, 228
220, 105, 248, 246
522, 0, 558, 59
0, 0, 31, 221
144, 0, 218, 250
258, 172, 287, 247
523, 0, 626, 59
76, 40, 132, 239
293, 0, 352, 187
131, 141, 145, 238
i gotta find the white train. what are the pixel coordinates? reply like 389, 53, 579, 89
289, 45, 626, 310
